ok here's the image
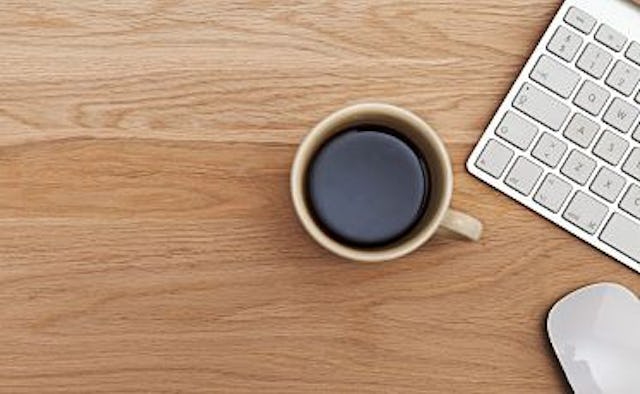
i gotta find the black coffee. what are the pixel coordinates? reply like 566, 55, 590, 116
306, 126, 430, 247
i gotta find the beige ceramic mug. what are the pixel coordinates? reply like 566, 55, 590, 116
291, 103, 482, 262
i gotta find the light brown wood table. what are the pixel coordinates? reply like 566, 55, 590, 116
0, 1, 637, 392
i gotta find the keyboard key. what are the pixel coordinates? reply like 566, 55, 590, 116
590, 167, 626, 203
605, 60, 640, 96
603, 98, 639, 133
495, 111, 538, 150
514, 83, 570, 131
620, 184, 640, 220
530, 55, 580, 98
564, 7, 596, 34
563, 191, 608, 234
600, 214, 640, 262
593, 130, 630, 166
622, 148, 640, 181
475, 139, 514, 178
561, 149, 597, 185
534, 173, 572, 213
574, 80, 610, 116
595, 24, 627, 52
532, 132, 567, 168
564, 113, 600, 148
505, 157, 543, 196
577, 43, 613, 79
626, 42, 640, 66
634, 123, 640, 143
547, 25, 583, 62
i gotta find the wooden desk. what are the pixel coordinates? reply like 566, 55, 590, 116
1, 1, 637, 392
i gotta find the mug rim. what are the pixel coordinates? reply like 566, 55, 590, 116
291, 103, 454, 262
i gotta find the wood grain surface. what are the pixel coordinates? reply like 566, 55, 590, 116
1, 1, 638, 392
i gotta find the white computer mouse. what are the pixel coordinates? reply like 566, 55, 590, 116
547, 283, 640, 394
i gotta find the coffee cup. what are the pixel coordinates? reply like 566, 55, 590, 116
291, 103, 482, 262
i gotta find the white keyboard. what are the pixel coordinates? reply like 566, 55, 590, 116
467, 0, 640, 274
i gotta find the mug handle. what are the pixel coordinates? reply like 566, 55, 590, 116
440, 209, 483, 241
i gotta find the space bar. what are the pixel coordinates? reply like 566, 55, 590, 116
600, 214, 640, 262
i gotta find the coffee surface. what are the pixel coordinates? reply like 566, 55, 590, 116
307, 128, 429, 247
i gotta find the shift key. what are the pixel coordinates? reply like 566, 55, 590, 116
513, 83, 570, 131
600, 214, 640, 263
